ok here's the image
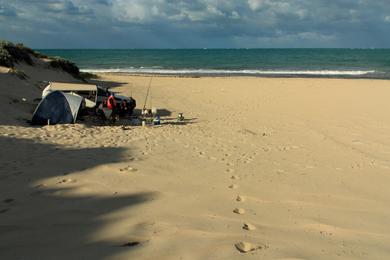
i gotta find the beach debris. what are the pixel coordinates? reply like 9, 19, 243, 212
120, 241, 141, 247
120, 166, 137, 172
57, 178, 73, 184
243, 223, 256, 231
234, 241, 259, 253
21, 98, 27, 102
228, 184, 238, 189
233, 208, 245, 214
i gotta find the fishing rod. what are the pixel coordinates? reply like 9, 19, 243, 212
143, 77, 153, 111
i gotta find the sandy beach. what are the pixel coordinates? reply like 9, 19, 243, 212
1, 72, 390, 259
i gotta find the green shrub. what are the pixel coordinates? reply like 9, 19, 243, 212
0, 40, 33, 65
79, 71, 99, 79
0, 47, 13, 67
0, 39, 85, 80
49, 57, 80, 78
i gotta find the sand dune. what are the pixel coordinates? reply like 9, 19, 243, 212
1, 71, 390, 259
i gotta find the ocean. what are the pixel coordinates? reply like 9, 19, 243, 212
38, 49, 390, 79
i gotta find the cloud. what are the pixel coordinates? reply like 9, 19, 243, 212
1, 0, 390, 48
42, 1, 94, 15
247, 0, 266, 11
0, 3, 18, 17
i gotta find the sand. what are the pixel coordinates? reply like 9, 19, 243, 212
1, 70, 390, 259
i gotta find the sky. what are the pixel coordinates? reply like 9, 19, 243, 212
1, 0, 390, 48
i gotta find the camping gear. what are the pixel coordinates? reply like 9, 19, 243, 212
153, 115, 160, 125
142, 77, 153, 112
42, 82, 136, 114
177, 113, 184, 122
142, 109, 152, 117
43, 82, 98, 108
151, 107, 158, 116
31, 91, 83, 125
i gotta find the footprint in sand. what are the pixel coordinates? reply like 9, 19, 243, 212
226, 168, 235, 173
229, 184, 238, 189
236, 195, 246, 202
231, 175, 239, 180
233, 208, 245, 214
243, 223, 256, 231
235, 242, 261, 253
244, 159, 253, 164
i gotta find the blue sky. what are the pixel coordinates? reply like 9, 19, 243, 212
1, 0, 390, 48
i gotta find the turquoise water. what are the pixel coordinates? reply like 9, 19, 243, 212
38, 49, 390, 78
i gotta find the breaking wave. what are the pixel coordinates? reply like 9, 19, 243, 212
81, 68, 376, 77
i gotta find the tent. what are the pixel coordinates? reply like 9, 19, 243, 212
32, 91, 83, 125
42, 82, 99, 108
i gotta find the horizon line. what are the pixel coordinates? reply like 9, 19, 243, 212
36, 47, 390, 50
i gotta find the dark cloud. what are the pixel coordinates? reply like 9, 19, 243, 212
0, 0, 390, 48
0, 3, 17, 17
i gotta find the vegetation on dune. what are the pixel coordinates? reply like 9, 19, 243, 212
79, 71, 99, 79
49, 57, 81, 78
0, 39, 97, 80
0, 46, 13, 67
0, 40, 49, 67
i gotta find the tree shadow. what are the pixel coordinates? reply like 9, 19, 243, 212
0, 136, 157, 260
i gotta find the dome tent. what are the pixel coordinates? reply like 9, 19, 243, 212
32, 91, 83, 125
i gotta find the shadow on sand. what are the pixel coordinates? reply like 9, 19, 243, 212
132, 108, 172, 117
0, 136, 157, 260
88, 79, 128, 89
162, 118, 197, 126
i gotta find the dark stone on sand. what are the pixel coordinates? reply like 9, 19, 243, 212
120, 241, 141, 247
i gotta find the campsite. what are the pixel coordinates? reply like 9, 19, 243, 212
2, 39, 390, 260
32, 82, 137, 125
